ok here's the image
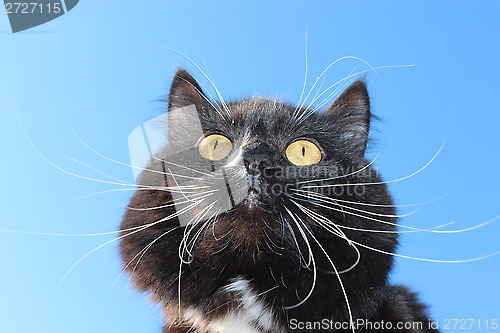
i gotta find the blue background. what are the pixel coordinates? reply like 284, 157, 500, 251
1, 1, 499, 332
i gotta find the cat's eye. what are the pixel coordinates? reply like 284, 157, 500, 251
198, 134, 233, 161
285, 139, 322, 166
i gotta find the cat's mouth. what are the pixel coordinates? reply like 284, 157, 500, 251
244, 186, 263, 205
247, 186, 260, 195
235, 184, 275, 213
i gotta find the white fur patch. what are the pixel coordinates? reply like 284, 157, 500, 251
181, 278, 285, 333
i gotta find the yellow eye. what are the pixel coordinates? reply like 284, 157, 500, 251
198, 134, 233, 160
285, 139, 322, 166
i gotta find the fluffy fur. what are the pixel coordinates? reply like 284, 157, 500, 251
119, 69, 438, 332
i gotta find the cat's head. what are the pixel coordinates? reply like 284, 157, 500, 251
120, 68, 397, 314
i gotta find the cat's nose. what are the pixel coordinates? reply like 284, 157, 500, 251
243, 143, 272, 176
244, 156, 268, 176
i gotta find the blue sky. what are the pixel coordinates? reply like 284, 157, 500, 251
1, 1, 499, 332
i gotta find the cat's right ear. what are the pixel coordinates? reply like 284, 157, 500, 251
324, 80, 371, 155
168, 68, 206, 111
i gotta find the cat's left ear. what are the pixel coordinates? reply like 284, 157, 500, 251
324, 80, 371, 155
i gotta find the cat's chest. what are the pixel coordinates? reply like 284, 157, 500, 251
180, 278, 286, 333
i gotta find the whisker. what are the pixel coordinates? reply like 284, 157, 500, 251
152, 156, 216, 178
293, 56, 362, 118
107, 225, 181, 295
308, 59, 410, 112
53, 152, 130, 184
184, 203, 219, 259
310, 70, 327, 109
15, 101, 161, 190
289, 199, 361, 274
176, 206, 221, 317
353, 239, 500, 263
291, 64, 415, 129
284, 204, 356, 333
290, 186, 497, 235
16, 108, 210, 204
1, 195, 204, 237
309, 68, 354, 112
173, 73, 230, 121
292, 185, 455, 209
288, 198, 347, 240
289, 193, 453, 233
167, 167, 197, 203
57, 198, 205, 286
300, 221, 356, 333
71, 127, 209, 182
292, 189, 418, 218
179, 202, 218, 263
303, 140, 446, 189
292, 26, 309, 117
282, 206, 317, 310
282, 212, 308, 268
75, 185, 214, 201
163, 48, 232, 118
297, 150, 381, 185
127, 190, 218, 211
129, 46, 229, 120
290, 57, 413, 128
290, 195, 459, 236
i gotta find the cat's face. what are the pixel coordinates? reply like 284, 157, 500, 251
120, 69, 398, 316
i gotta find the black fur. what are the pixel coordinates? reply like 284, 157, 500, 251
119, 69, 438, 332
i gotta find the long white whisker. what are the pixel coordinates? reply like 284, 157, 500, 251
291, 195, 459, 235
296, 56, 362, 113
184, 203, 219, 259
289, 199, 361, 274
309, 69, 355, 112
290, 194, 448, 233
14, 101, 162, 190
177, 206, 221, 317
0, 195, 208, 237
292, 190, 419, 218
282, 206, 317, 310
281, 212, 308, 267
300, 219, 356, 333
292, 191, 499, 234
129, 45, 228, 120
71, 127, 208, 182
354, 239, 500, 263
127, 190, 218, 211
53, 152, 130, 184
304, 140, 446, 189
1, 195, 206, 238
57, 198, 204, 286
297, 150, 381, 185
292, 26, 309, 116
289, 199, 347, 240
163, 48, 232, 118
307, 58, 409, 111
152, 156, 216, 178
291, 63, 414, 128
75, 185, 215, 201
106, 225, 181, 295
179, 202, 217, 263
297, 59, 413, 122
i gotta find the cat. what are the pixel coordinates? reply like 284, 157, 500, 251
119, 68, 438, 332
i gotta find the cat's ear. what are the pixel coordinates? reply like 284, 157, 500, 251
168, 68, 206, 111
325, 80, 371, 155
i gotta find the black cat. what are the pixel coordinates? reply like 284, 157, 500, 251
119, 68, 438, 332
